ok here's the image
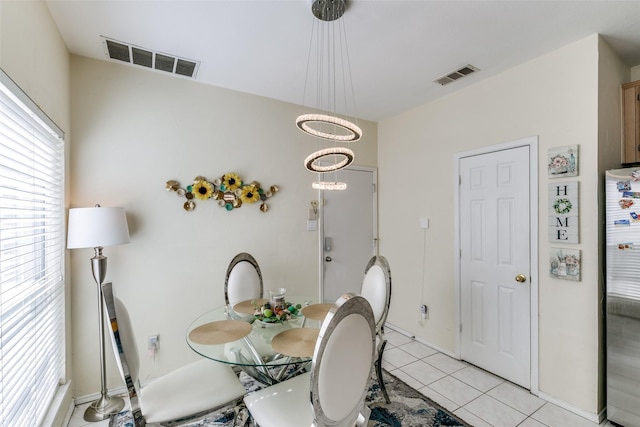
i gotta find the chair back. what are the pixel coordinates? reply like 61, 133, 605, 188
102, 282, 145, 425
360, 255, 392, 331
310, 293, 375, 426
224, 252, 263, 308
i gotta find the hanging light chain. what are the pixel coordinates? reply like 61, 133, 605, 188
299, 0, 361, 189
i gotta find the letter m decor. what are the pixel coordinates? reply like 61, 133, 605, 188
548, 181, 579, 243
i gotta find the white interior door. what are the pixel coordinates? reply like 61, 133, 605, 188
459, 145, 531, 388
321, 167, 377, 303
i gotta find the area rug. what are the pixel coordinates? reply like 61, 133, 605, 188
109, 369, 470, 427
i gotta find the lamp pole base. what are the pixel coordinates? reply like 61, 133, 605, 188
83, 394, 125, 422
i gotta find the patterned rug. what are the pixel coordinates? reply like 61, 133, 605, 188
109, 369, 470, 427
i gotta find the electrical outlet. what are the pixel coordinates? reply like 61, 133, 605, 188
420, 304, 428, 320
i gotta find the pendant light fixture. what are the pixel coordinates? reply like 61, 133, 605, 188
312, 180, 348, 191
297, 0, 361, 190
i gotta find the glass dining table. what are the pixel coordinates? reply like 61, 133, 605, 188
186, 296, 333, 386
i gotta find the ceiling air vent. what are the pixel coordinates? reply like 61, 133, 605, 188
434, 64, 479, 86
101, 37, 200, 79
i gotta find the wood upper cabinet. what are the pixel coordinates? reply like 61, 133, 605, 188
623, 80, 640, 165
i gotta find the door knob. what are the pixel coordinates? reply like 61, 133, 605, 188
515, 274, 527, 283
325, 256, 332, 262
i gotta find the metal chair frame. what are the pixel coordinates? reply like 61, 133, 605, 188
224, 252, 263, 308
244, 293, 375, 427
362, 255, 392, 403
102, 282, 245, 426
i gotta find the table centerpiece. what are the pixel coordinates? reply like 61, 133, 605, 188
250, 299, 302, 325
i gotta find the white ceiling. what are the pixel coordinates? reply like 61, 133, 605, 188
46, 0, 640, 122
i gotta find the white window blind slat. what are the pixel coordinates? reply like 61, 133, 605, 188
0, 69, 65, 427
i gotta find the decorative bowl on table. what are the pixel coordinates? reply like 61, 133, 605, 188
249, 300, 302, 325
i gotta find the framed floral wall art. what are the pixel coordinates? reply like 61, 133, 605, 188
549, 248, 581, 281
548, 145, 578, 177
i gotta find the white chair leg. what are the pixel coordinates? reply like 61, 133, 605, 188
355, 405, 371, 427
233, 402, 251, 427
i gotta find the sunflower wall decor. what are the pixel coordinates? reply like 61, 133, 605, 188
165, 173, 279, 212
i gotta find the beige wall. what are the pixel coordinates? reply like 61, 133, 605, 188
0, 1, 71, 425
0, 0, 632, 420
631, 65, 640, 81
69, 55, 378, 397
0, 0, 69, 129
378, 34, 624, 418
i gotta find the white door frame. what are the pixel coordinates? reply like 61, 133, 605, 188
317, 165, 378, 303
453, 136, 539, 394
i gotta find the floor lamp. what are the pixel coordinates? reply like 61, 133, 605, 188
67, 205, 130, 422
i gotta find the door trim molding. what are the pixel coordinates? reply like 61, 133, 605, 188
453, 136, 539, 394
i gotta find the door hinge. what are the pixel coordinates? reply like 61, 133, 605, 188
459, 175, 462, 185
372, 183, 376, 193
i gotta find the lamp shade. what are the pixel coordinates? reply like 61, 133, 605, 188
67, 206, 130, 249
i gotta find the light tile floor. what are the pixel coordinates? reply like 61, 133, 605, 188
381, 329, 615, 427
67, 329, 616, 427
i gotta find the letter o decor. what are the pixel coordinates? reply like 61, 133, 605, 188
553, 198, 572, 215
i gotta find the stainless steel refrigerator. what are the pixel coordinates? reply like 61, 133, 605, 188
606, 167, 640, 427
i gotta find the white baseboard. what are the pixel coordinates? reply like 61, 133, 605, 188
536, 391, 605, 424
385, 322, 458, 359
74, 385, 127, 406
61, 400, 75, 427
42, 382, 74, 427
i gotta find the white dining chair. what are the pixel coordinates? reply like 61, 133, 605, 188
360, 255, 392, 403
224, 252, 263, 317
243, 293, 375, 427
101, 282, 246, 426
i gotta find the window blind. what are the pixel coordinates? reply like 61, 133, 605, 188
0, 70, 65, 427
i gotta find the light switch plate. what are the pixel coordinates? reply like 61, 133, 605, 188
419, 217, 429, 229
